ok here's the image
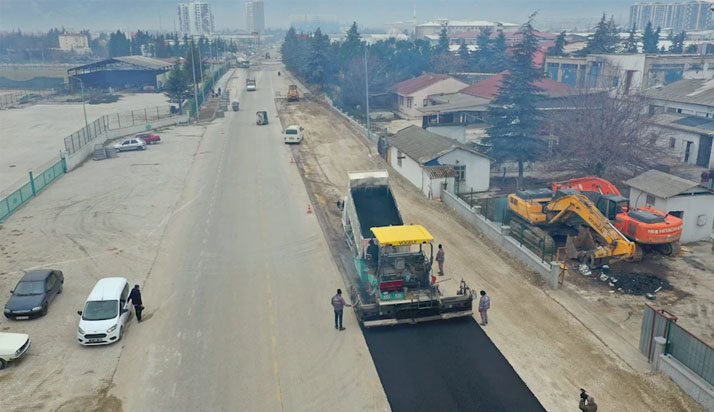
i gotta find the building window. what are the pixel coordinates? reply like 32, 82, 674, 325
407, 97, 413, 108
669, 137, 676, 149
397, 150, 403, 167
423, 98, 428, 107
454, 165, 466, 181
646, 193, 656, 206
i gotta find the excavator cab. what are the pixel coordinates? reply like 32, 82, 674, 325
594, 194, 629, 220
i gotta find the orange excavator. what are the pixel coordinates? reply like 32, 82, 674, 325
551, 177, 682, 256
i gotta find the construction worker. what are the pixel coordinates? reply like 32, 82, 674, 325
128, 284, 144, 323
367, 239, 379, 267
436, 244, 445, 276
579, 395, 597, 411
478, 290, 490, 326
331, 289, 352, 331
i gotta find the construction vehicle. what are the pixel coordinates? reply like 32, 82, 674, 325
552, 177, 682, 256
508, 189, 638, 267
702, 169, 714, 190
246, 78, 256, 92
342, 171, 473, 327
287, 85, 299, 102
256, 111, 268, 125
231, 100, 239, 111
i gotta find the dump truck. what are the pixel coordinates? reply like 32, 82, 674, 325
342, 170, 473, 327
287, 85, 299, 102
508, 188, 638, 267
246, 78, 256, 91
552, 177, 683, 256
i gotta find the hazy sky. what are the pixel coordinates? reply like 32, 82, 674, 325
0, 0, 634, 32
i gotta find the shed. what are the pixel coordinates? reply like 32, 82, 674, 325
391, 74, 468, 118
67, 56, 175, 91
388, 125, 492, 199
624, 169, 714, 243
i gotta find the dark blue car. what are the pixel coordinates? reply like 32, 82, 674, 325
4, 270, 64, 320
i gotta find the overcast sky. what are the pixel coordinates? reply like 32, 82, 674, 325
0, 0, 634, 32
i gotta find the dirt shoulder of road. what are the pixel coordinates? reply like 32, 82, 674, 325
276, 96, 706, 412
0, 123, 208, 412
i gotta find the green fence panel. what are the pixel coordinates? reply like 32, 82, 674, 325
0, 158, 65, 221
667, 323, 714, 387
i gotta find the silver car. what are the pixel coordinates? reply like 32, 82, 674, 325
113, 138, 146, 152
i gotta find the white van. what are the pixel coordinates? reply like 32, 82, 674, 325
284, 125, 304, 144
77, 277, 131, 346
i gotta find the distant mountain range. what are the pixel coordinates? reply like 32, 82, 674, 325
0, 0, 635, 32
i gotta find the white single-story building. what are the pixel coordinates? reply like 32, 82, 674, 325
388, 125, 492, 199
624, 169, 714, 243
391, 73, 468, 118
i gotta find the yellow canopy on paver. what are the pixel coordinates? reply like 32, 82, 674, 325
370, 225, 434, 246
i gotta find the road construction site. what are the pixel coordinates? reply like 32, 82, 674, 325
276, 91, 707, 412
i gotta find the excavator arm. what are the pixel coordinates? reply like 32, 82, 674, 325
545, 194, 637, 260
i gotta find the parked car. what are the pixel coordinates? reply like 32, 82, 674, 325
135, 133, 161, 144
77, 278, 131, 346
4, 270, 64, 320
284, 125, 304, 144
114, 138, 146, 152
0, 332, 31, 369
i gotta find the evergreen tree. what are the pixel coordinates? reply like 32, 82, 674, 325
306, 28, 331, 85
584, 14, 619, 54
163, 59, 191, 114
669, 31, 686, 53
457, 40, 470, 61
686, 44, 698, 53
623, 26, 638, 53
437, 25, 450, 54
340, 22, 362, 65
183, 41, 203, 84
643, 22, 661, 53
486, 13, 544, 186
472, 27, 493, 72
548, 31, 567, 56
492, 31, 508, 71
108, 30, 130, 57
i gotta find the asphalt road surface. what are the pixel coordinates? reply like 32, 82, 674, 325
364, 318, 546, 412
110, 66, 389, 411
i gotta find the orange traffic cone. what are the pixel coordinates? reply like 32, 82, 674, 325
290, 157, 295, 164
307, 204, 312, 214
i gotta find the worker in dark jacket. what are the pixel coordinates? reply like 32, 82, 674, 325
331, 289, 352, 330
579, 395, 597, 412
128, 284, 144, 323
367, 239, 379, 267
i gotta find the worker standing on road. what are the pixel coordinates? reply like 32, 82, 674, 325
331, 289, 352, 331
129, 284, 144, 323
478, 290, 490, 326
436, 244, 445, 276
579, 395, 598, 411
367, 239, 379, 268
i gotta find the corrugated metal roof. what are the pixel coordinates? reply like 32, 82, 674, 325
623, 169, 701, 199
642, 79, 714, 107
424, 165, 458, 178
389, 125, 491, 164
650, 113, 714, 135
113, 56, 174, 70
392, 73, 453, 96
418, 92, 490, 114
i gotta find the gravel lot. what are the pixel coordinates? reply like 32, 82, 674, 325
0, 92, 170, 191
0, 123, 206, 412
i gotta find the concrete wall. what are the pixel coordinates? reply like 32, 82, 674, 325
422, 170, 454, 199
441, 189, 561, 289
395, 78, 468, 118
652, 337, 714, 412
64, 114, 189, 171
438, 148, 491, 192
656, 125, 714, 168
630, 187, 714, 243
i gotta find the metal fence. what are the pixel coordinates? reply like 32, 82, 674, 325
63, 105, 174, 156
0, 89, 55, 108
0, 157, 66, 221
639, 304, 714, 387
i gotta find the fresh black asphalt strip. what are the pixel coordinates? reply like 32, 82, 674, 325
362, 317, 546, 412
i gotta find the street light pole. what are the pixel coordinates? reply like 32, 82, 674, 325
364, 45, 371, 142
197, 37, 205, 106
69, 75, 89, 139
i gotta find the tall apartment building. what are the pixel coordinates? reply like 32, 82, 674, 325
245, 1, 265, 34
178, 1, 214, 35
629, 1, 712, 32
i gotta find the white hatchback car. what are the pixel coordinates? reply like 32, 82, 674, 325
0, 332, 31, 369
77, 277, 131, 346
284, 125, 304, 144
114, 137, 146, 152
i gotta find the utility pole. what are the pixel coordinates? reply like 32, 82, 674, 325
364, 44, 370, 142
69, 75, 89, 139
198, 37, 205, 105
190, 40, 199, 120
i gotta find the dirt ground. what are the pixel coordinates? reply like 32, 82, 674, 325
0, 123, 208, 412
277, 96, 707, 412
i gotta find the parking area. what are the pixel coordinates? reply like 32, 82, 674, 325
0, 123, 207, 412
0, 92, 170, 191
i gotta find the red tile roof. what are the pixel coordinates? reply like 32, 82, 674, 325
392, 73, 452, 95
460, 71, 573, 99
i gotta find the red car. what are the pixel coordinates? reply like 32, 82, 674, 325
135, 133, 161, 144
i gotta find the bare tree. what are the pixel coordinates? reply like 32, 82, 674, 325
545, 90, 673, 180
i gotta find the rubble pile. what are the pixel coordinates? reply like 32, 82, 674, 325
578, 265, 671, 296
